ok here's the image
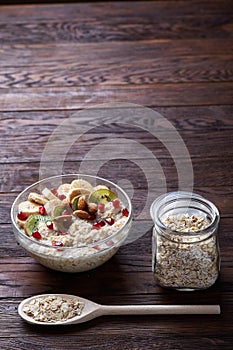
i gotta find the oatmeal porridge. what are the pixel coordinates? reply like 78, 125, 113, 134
13, 176, 131, 272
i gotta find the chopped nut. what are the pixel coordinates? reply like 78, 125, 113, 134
68, 188, 90, 203
87, 203, 98, 214
73, 210, 92, 220
77, 195, 87, 211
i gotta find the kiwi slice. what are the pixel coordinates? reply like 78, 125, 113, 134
89, 189, 117, 204
25, 214, 51, 236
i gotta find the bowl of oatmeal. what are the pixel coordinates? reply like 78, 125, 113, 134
11, 174, 132, 272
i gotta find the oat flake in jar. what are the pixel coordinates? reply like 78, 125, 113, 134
150, 191, 220, 291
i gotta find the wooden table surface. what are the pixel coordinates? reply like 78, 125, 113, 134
1, 1, 233, 349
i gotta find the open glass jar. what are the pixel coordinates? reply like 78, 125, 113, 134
150, 191, 220, 291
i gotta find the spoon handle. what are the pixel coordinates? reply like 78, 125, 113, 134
100, 304, 220, 315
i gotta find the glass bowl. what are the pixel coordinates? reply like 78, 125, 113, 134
11, 174, 132, 273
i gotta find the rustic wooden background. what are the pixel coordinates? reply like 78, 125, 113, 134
0, 1, 233, 349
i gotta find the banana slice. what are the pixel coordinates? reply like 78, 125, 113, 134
71, 179, 93, 192
28, 192, 48, 205
93, 185, 109, 191
18, 200, 40, 216
57, 183, 71, 197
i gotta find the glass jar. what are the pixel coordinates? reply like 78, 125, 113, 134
150, 191, 220, 291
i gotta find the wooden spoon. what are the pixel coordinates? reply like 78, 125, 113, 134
18, 294, 220, 325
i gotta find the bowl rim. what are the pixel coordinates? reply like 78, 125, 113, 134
11, 173, 132, 250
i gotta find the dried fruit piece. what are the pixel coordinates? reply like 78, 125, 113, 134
68, 188, 90, 203
89, 189, 117, 204
18, 200, 40, 216
28, 192, 48, 205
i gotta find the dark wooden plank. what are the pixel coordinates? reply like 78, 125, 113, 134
0, 83, 233, 111
1, 40, 233, 69
1, 55, 233, 89
0, 0, 232, 348
0, 14, 232, 44
1, 105, 233, 135
0, 1, 232, 45
1, 154, 233, 193
1, 130, 233, 163
1, 116, 233, 163
0, 17, 232, 44
0, 334, 233, 350
0, 1, 232, 23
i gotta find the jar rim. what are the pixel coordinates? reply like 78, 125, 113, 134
150, 191, 219, 237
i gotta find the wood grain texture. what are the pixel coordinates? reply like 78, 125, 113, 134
1, 55, 233, 88
1, 83, 233, 111
0, 1, 233, 349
